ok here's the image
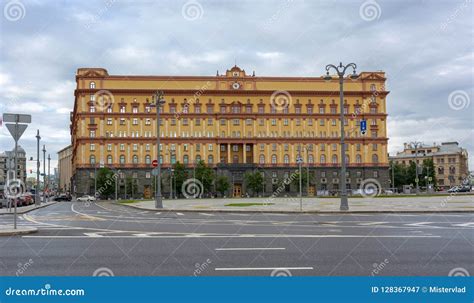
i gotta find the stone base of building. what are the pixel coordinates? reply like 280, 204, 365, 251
72, 165, 390, 199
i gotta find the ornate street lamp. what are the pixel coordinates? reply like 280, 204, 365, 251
324, 62, 358, 211
151, 91, 166, 208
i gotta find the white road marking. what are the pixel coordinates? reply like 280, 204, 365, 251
176, 212, 184, 216
155, 212, 162, 215
215, 247, 285, 251
358, 222, 388, 226
23, 234, 441, 239
452, 222, 474, 227
199, 213, 214, 216
84, 233, 104, 238
405, 222, 436, 228
71, 204, 105, 221
215, 267, 313, 271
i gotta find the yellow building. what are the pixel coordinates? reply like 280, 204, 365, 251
57, 145, 73, 193
71, 65, 389, 197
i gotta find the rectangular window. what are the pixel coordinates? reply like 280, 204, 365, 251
107, 118, 112, 125
258, 106, 264, 114
246, 119, 252, 126
260, 144, 264, 151
145, 144, 150, 151
272, 144, 277, 151
195, 118, 201, 126
120, 118, 126, 125
120, 106, 126, 113
332, 144, 337, 151
307, 107, 313, 114
233, 119, 240, 126
90, 144, 95, 151
259, 119, 264, 126
319, 107, 325, 114
220, 119, 226, 126
295, 107, 301, 114
208, 118, 213, 126
207, 106, 213, 114
120, 144, 125, 151
133, 144, 138, 151
132, 118, 138, 125
320, 119, 325, 126
196, 144, 200, 152
307, 119, 313, 126
372, 144, 378, 151
132, 107, 138, 113
107, 144, 112, 151
232, 145, 239, 152
89, 130, 95, 138
208, 144, 213, 151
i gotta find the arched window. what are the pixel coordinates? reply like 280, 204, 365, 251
183, 155, 189, 165
90, 155, 96, 164
356, 154, 362, 164
132, 155, 138, 164
145, 155, 151, 164
171, 154, 176, 164
372, 154, 379, 163
196, 155, 201, 163
332, 155, 338, 164
107, 155, 113, 164
119, 155, 125, 164
438, 167, 444, 174
320, 155, 326, 164
208, 155, 213, 164
89, 81, 96, 89
159, 155, 163, 164
271, 154, 277, 164
308, 154, 314, 164
345, 154, 350, 164
259, 154, 265, 164
283, 154, 289, 164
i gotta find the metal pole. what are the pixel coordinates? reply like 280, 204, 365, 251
306, 146, 309, 196
299, 159, 302, 212
35, 130, 40, 205
94, 164, 97, 197
13, 120, 18, 229
48, 154, 51, 196
154, 91, 164, 208
391, 160, 395, 193
115, 169, 118, 203
339, 75, 348, 210
415, 144, 419, 194
42, 145, 46, 202
169, 168, 173, 199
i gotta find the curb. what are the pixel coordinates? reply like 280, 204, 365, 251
0, 202, 57, 216
0, 227, 38, 236
116, 203, 474, 214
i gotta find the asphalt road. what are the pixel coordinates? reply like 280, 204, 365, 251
0, 201, 472, 276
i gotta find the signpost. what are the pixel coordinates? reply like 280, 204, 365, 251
3, 113, 31, 230
152, 160, 158, 167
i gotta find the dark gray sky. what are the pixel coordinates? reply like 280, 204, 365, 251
0, 0, 473, 173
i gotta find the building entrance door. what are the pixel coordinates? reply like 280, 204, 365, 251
144, 185, 151, 199
308, 185, 315, 196
233, 184, 242, 197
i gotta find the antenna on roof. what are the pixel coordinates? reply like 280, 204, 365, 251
234, 58, 237, 67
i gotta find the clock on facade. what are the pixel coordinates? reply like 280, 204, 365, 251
232, 82, 241, 89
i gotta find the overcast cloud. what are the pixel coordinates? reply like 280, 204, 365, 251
0, 0, 473, 174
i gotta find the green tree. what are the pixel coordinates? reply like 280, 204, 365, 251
244, 171, 264, 196
95, 167, 117, 199
290, 169, 311, 191
216, 175, 230, 197
173, 162, 188, 198
421, 158, 436, 188
195, 160, 214, 195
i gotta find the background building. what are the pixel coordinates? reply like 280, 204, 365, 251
0, 146, 27, 194
390, 142, 469, 189
58, 145, 73, 193
71, 66, 390, 197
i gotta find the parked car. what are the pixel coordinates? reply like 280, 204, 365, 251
77, 195, 96, 202
447, 186, 471, 193
54, 194, 72, 201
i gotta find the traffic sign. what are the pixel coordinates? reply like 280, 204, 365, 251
428, 177, 432, 182
6, 123, 28, 141
415, 178, 419, 183
3, 113, 31, 124
152, 160, 158, 167
152, 168, 159, 176
360, 119, 367, 135
296, 156, 303, 164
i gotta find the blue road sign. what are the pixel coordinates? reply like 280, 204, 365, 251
360, 119, 367, 133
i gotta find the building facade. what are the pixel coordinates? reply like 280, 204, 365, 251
71, 66, 390, 197
58, 145, 73, 193
390, 142, 469, 189
0, 146, 27, 194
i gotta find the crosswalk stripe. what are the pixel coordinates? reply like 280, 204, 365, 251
176, 212, 184, 216
358, 222, 388, 226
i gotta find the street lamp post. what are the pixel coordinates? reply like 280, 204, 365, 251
324, 62, 358, 211
35, 130, 41, 205
47, 154, 51, 196
42, 145, 46, 202
152, 91, 166, 208
409, 141, 422, 194
304, 145, 310, 197
297, 145, 303, 212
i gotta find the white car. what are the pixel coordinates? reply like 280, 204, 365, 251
77, 195, 96, 202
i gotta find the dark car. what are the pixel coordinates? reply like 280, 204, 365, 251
54, 194, 72, 201
448, 186, 471, 193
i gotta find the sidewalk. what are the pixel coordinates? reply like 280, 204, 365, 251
0, 201, 57, 215
120, 195, 474, 213
0, 225, 37, 236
